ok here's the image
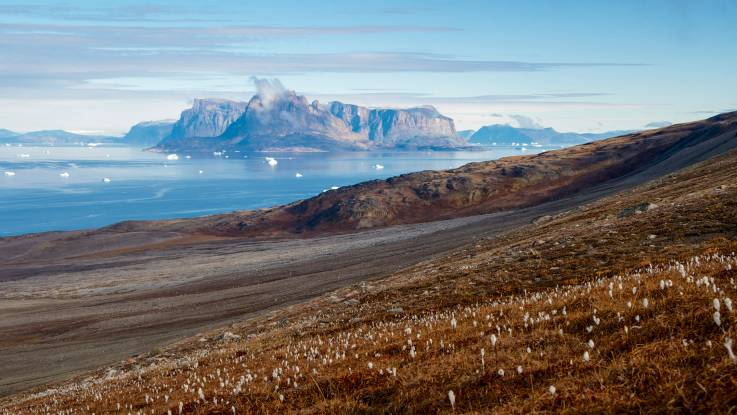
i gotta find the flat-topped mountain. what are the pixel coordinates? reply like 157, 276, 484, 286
155, 89, 463, 152
470, 124, 633, 146
164, 98, 249, 144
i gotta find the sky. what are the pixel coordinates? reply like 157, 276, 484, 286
0, 0, 736, 135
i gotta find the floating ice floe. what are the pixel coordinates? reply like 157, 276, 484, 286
295, 172, 303, 178
374, 164, 384, 170
166, 154, 179, 161
4, 171, 16, 176
18, 153, 30, 158
59, 171, 70, 178
213, 151, 223, 156
265, 157, 278, 166
185, 155, 191, 159
87, 143, 101, 147
198, 170, 204, 175
102, 177, 111, 183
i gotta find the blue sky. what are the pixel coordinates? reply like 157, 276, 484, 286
0, 0, 735, 134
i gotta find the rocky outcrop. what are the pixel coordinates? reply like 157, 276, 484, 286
123, 120, 175, 147
164, 99, 248, 142
158, 90, 463, 152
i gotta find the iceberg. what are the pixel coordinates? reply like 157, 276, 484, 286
102, 177, 111, 183
59, 171, 70, 178
295, 172, 303, 178
4, 171, 16, 176
166, 154, 179, 161
265, 157, 278, 166
374, 164, 385, 170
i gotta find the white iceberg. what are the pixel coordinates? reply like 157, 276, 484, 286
18, 153, 30, 158
331, 186, 339, 190
295, 172, 303, 178
4, 171, 16, 176
374, 164, 384, 170
59, 171, 70, 178
102, 177, 111, 183
198, 170, 204, 175
166, 154, 179, 161
265, 157, 278, 166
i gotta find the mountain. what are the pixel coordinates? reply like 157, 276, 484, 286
469, 124, 633, 146
456, 129, 475, 140
0, 129, 18, 140
112, 111, 737, 237
156, 90, 464, 152
160, 99, 248, 146
122, 120, 176, 147
0, 130, 117, 145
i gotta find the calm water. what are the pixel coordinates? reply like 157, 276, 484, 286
0, 145, 548, 236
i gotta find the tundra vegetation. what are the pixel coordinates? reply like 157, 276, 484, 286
2, 149, 737, 414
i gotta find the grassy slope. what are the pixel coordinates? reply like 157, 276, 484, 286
3, 151, 737, 414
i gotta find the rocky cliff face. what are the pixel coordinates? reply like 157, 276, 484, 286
159, 90, 462, 152
123, 120, 175, 147
165, 99, 248, 142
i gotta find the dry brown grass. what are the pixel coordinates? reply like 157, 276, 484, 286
3, 152, 737, 414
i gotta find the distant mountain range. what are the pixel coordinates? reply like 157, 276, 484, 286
467, 125, 634, 146
0, 92, 644, 151
155, 90, 464, 153
0, 129, 117, 145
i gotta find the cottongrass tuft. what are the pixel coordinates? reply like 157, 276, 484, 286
725, 337, 737, 362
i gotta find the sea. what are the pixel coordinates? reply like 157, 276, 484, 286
0, 144, 552, 236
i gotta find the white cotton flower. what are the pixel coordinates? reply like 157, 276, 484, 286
451, 318, 457, 329
516, 365, 523, 374
583, 351, 590, 362
549, 385, 557, 395
448, 390, 456, 409
714, 298, 721, 311
490, 334, 497, 348
642, 298, 649, 308
587, 339, 595, 349
714, 311, 722, 327
497, 368, 505, 377
368, 362, 373, 369
725, 297, 733, 313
